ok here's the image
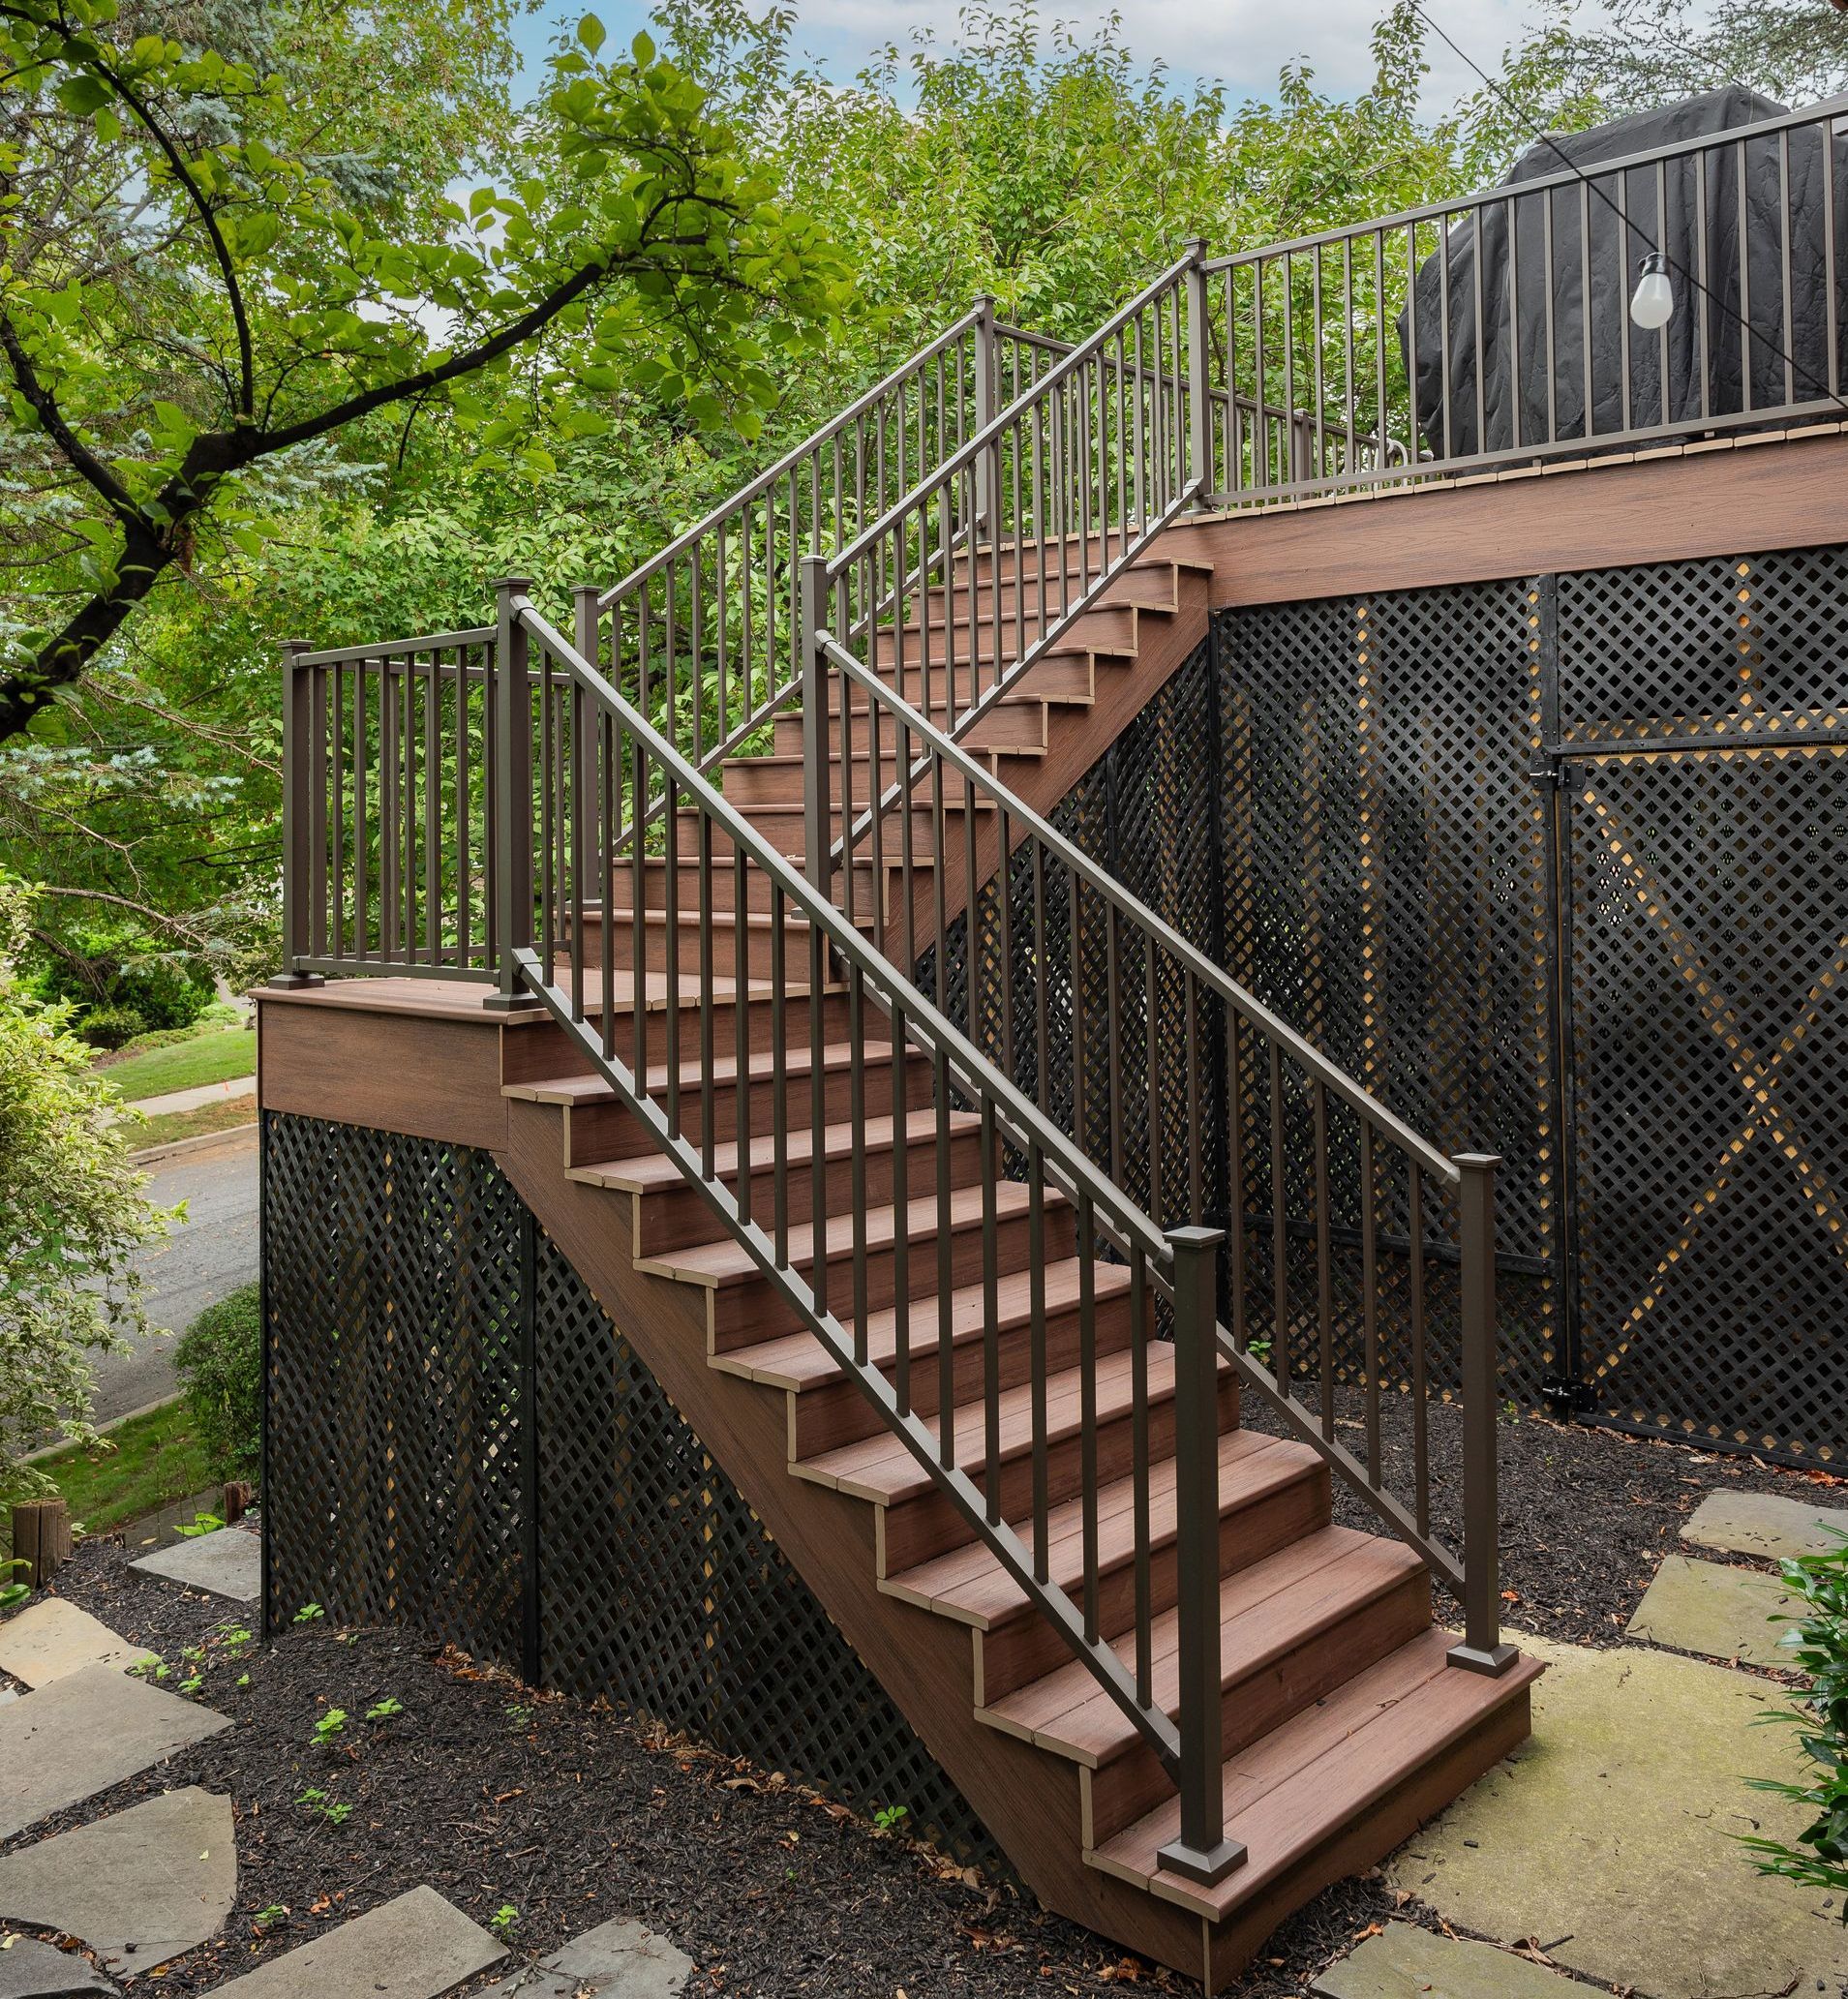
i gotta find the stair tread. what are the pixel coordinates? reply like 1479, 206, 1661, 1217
502, 1039, 905, 1107
885, 1429, 1325, 1628
533, 965, 838, 1007
986, 1527, 1427, 1766
640, 1177, 1055, 1286
798, 1339, 1211, 1502
1090, 1629, 1543, 1920
570, 1108, 981, 1191
724, 1258, 1134, 1389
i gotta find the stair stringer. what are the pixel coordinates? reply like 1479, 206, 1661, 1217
497, 1093, 1223, 1984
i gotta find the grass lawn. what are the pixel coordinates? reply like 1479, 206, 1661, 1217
100, 1027, 255, 1104
30, 1400, 218, 1540
132, 1095, 258, 1153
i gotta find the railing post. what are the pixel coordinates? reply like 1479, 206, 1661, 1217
572, 583, 599, 669
485, 575, 541, 1012
799, 553, 832, 904
1184, 239, 1211, 508
268, 640, 323, 989
1448, 1154, 1517, 1676
1158, 1224, 1246, 1888
973, 292, 998, 546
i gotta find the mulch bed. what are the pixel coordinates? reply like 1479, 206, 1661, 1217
13, 1415, 1839, 1995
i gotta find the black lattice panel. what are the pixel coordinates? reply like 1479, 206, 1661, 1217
264, 1113, 998, 1865
1564, 743, 1848, 1462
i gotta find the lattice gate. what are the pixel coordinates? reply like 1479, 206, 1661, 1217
261, 1111, 998, 1863
1212, 542, 1848, 1467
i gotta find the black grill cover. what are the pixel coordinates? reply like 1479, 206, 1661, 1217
1400, 88, 1848, 459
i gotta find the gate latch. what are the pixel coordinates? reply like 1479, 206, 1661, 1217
1529, 749, 1563, 786
1540, 1375, 1595, 1416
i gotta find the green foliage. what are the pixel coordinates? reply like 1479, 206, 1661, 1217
0, 875, 167, 1502
312, 1707, 348, 1745
78, 1003, 149, 1050
1535, 0, 1848, 110
174, 1281, 261, 1481
1742, 1532, 1848, 1914
101, 1026, 255, 1104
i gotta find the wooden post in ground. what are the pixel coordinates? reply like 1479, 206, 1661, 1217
11, 1498, 73, 1589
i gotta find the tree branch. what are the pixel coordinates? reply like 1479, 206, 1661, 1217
0, 313, 150, 533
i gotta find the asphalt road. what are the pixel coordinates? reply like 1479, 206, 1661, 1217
88, 1127, 259, 1424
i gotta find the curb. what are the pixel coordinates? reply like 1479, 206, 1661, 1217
19, 1391, 186, 1466
130, 1122, 258, 1167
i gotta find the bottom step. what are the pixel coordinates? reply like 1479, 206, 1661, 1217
1089, 1628, 1541, 1927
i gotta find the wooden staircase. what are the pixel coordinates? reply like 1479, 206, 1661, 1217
265, 276, 1539, 1988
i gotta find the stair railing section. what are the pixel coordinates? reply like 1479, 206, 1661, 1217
273, 626, 500, 988
812, 638, 1518, 1688
573, 304, 1066, 846
806, 247, 1211, 853
1203, 93, 1848, 504
495, 584, 1248, 1885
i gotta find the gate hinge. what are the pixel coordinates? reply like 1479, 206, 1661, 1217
1540, 1375, 1595, 1415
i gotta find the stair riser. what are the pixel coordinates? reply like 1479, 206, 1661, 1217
724, 761, 1001, 812
500, 993, 854, 1087
874, 604, 1136, 668
571, 911, 846, 983
634, 1127, 989, 1257
792, 1287, 1141, 1457
930, 569, 1177, 623
879, 1371, 1240, 1575
561, 1051, 934, 1162
702, 803, 993, 860
773, 703, 1054, 758
975, 1460, 1335, 1702
1081, 1568, 1436, 1850
605, 862, 778, 916
709, 1202, 1078, 1348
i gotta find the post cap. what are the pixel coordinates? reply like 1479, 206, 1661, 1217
490, 575, 534, 594
1166, 1223, 1226, 1251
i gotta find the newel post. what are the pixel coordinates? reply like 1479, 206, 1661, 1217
1183, 239, 1212, 508
798, 553, 832, 904
1157, 1224, 1246, 1888
485, 576, 541, 1012
973, 292, 998, 545
1449, 1153, 1517, 1676
269, 639, 323, 989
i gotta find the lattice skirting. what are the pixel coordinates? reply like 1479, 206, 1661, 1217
260, 1110, 999, 1865
924, 544, 1848, 1468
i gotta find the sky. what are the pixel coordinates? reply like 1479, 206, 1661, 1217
506, 0, 1548, 113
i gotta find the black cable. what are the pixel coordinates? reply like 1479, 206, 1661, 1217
1409, 0, 1848, 416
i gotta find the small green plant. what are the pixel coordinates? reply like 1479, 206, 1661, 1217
174, 1509, 224, 1538
311, 1707, 348, 1746
178, 1673, 204, 1694
295, 1787, 351, 1826
1, 1557, 31, 1611
364, 1697, 404, 1723
292, 1602, 324, 1624
252, 1903, 288, 1930
488, 1905, 519, 1938
504, 1701, 534, 1730
872, 1803, 909, 1834
1742, 1530, 1848, 1916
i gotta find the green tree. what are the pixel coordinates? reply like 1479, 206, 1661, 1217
0, 874, 167, 1499
0, 0, 841, 741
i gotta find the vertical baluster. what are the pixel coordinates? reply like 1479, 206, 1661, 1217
1470, 206, 1488, 454
1616, 171, 1634, 434
1131, 1239, 1153, 1707
1578, 183, 1593, 441
1226, 1010, 1245, 1349
381, 657, 399, 961
808, 917, 829, 1318
1409, 1164, 1428, 1535
891, 996, 910, 1418
981, 1095, 1000, 1525
934, 1042, 955, 1468
330, 661, 345, 963
1186, 971, 1202, 1225
1361, 1121, 1380, 1485
698, 808, 715, 1180
1542, 188, 1559, 450
849, 961, 868, 1368
1269, 1042, 1288, 1384
1314, 1079, 1333, 1435
1027, 1140, 1049, 1579
354, 662, 369, 962
1778, 134, 1795, 410
1144, 937, 1163, 1227
600, 709, 615, 1059
772, 879, 789, 1265
1450, 1155, 1514, 1676
1739, 140, 1753, 414
631, 729, 647, 1084
663, 768, 681, 1138
488, 580, 534, 1008
1031, 842, 1048, 1116
734, 847, 751, 1225
1077, 1195, 1099, 1645
569, 678, 587, 1023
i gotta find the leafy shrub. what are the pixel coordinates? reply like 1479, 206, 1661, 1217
1742, 1532, 1848, 1914
175, 1283, 261, 1482
35, 943, 214, 1041
114, 958, 214, 1032
78, 1004, 150, 1050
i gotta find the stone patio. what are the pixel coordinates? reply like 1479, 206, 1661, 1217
0, 1601, 153, 1690
1682, 1487, 1848, 1563
1625, 1553, 1800, 1667
197, 1889, 504, 1998
1313, 1922, 1584, 1998
0, 1934, 117, 1998
475, 1916, 694, 1997
129, 1529, 261, 1603
1385, 1631, 1848, 1999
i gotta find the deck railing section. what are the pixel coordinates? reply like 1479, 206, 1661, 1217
1202, 96, 1848, 502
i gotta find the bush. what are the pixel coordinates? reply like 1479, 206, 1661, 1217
78, 1004, 150, 1050
1742, 1531, 1848, 1914
175, 1283, 262, 1483
34, 943, 214, 1040
115, 958, 214, 1033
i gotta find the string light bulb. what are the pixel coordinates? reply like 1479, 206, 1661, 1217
1630, 251, 1675, 330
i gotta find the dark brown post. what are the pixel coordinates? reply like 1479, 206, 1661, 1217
1157, 1224, 1245, 1886
799, 554, 831, 903
11, 1498, 72, 1588
269, 640, 323, 988
973, 293, 998, 545
1449, 1153, 1517, 1675
1184, 240, 1211, 507
485, 577, 541, 1012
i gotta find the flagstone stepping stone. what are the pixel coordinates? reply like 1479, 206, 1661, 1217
0, 1788, 234, 1978
0, 1935, 117, 1998
1314, 1922, 1582, 1997
200, 1889, 503, 1998
1625, 1553, 1800, 1666
1683, 1486, 1848, 1563
1388, 1631, 1848, 1999
0, 1601, 153, 1690
0, 1666, 230, 1841
475, 1916, 693, 1997
130, 1530, 261, 1603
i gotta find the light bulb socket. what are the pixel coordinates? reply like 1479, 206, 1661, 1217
1637, 251, 1668, 280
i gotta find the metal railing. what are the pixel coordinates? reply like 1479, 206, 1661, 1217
1202, 95, 1848, 502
